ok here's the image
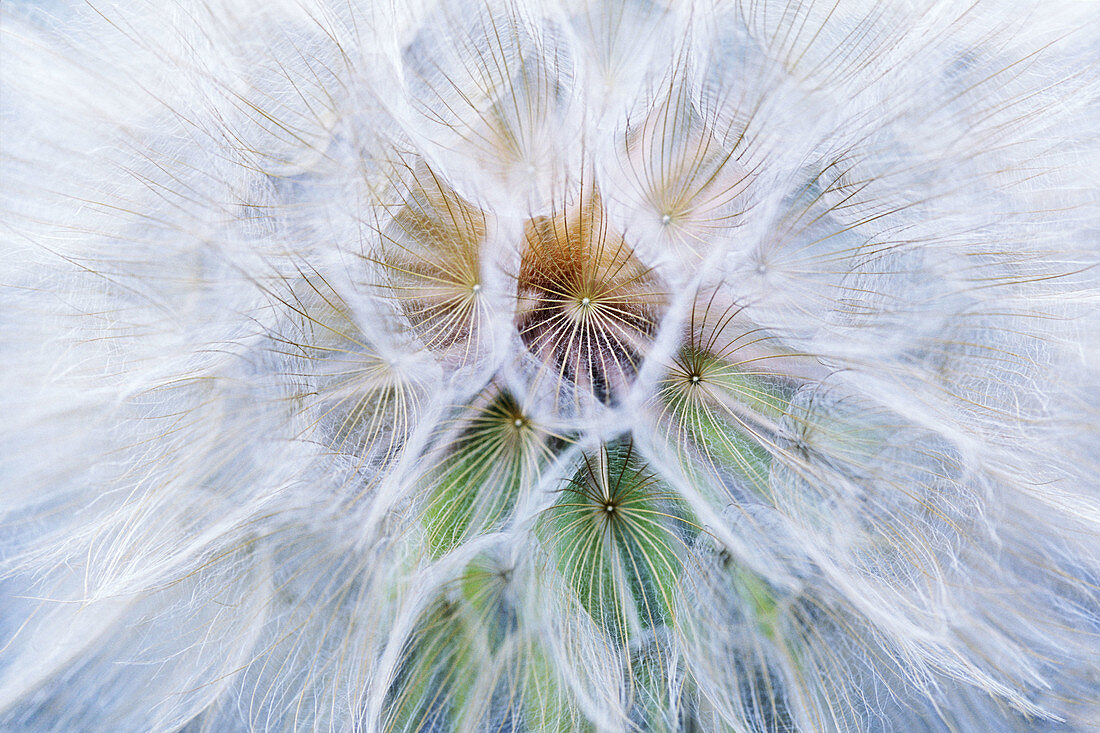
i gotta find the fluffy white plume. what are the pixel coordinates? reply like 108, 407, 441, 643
1, 0, 1098, 731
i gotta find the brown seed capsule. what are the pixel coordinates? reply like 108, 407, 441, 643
515, 186, 666, 405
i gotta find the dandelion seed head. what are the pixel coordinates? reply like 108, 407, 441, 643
2, 0, 1098, 730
